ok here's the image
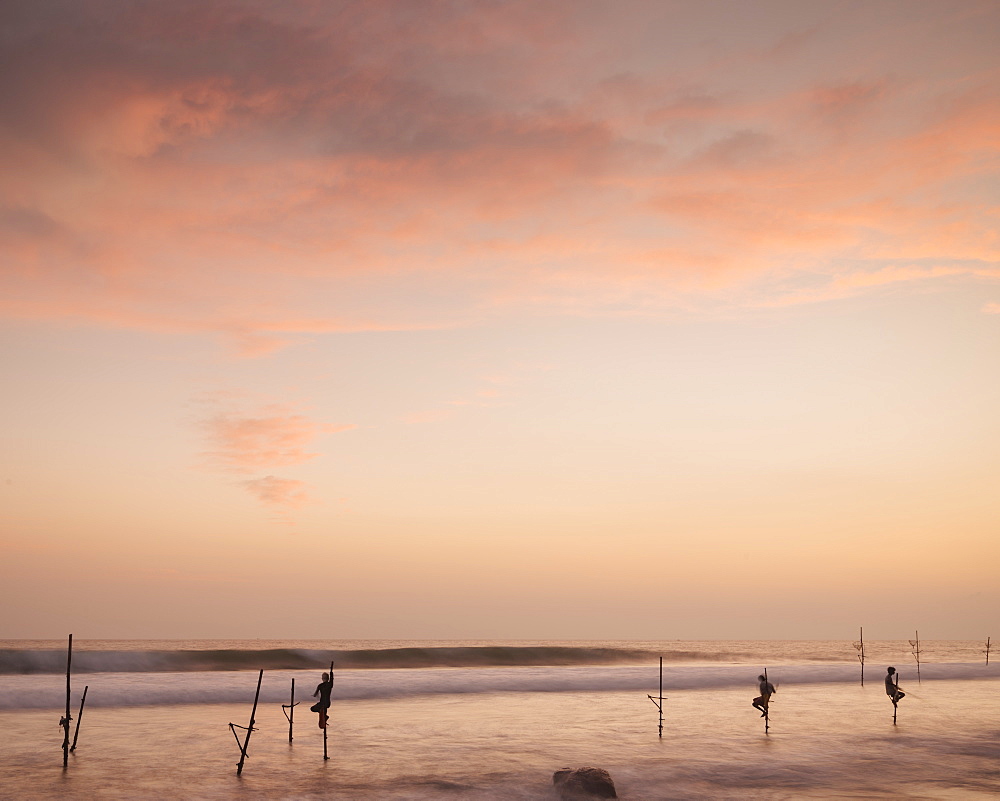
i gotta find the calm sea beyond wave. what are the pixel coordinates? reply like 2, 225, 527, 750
0, 639, 997, 800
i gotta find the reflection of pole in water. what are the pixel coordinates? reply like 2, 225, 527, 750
646, 657, 665, 737
852, 627, 866, 686
909, 631, 922, 684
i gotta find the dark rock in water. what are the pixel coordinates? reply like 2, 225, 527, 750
553, 767, 617, 798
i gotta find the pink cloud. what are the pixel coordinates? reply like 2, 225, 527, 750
240, 476, 310, 509
200, 406, 354, 472
1, 1, 997, 340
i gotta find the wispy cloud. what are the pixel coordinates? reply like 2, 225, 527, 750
200, 407, 353, 472
241, 476, 310, 510
194, 393, 354, 515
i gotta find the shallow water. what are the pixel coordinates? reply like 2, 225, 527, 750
2, 679, 998, 799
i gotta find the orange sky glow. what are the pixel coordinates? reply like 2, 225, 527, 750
1, 0, 998, 640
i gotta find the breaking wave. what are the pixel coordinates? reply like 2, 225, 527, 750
0, 645, 765, 675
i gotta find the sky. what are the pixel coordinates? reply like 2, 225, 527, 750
1, 0, 998, 641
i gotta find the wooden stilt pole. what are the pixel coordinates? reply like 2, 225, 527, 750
658, 657, 663, 737
61, 634, 72, 768
910, 631, 922, 684
281, 678, 298, 743
646, 657, 664, 737
70, 685, 88, 752
323, 661, 334, 761
232, 669, 264, 776
763, 667, 770, 734
892, 670, 900, 726
853, 627, 866, 686
985, 637, 991, 666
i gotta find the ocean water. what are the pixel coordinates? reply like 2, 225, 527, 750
0, 640, 997, 800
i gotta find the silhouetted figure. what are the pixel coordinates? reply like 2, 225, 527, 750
885, 666, 905, 704
311, 671, 333, 729
751, 674, 775, 717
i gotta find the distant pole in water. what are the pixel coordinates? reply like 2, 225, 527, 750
70, 685, 88, 752
984, 637, 991, 666
282, 678, 298, 743
230, 669, 264, 776
853, 627, 866, 686
61, 634, 72, 768
909, 631, 922, 684
646, 657, 665, 737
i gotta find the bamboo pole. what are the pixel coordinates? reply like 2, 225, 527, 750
70, 686, 88, 752
910, 631, 922, 684
323, 661, 334, 761
61, 634, 72, 768
646, 657, 664, 737
853, 627, 866, 686
233, 669, 264, 776
281, 678, 297, 743
658, 656, 663, 737
763, 667, 770, 734
892, 670, 900, 726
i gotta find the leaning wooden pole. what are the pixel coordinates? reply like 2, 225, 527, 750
234, 670, 264, 776
70, 685, 88, 752
61, 634, 73, 768
323, 661, 334, 761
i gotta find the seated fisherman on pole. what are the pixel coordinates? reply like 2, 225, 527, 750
751, 674, 775, 717
311, 671, 333, 729
885, 666, 905, 705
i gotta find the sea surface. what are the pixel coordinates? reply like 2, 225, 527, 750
0, 639, 996, 799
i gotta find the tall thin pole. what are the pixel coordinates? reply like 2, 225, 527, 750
892, 670, 900, 726
853, 627, 866, 686
235, 670, 264, 776
658, 657, 663, 737
910, 631, 922, 684
646, 657, 665, 737
70, 686, 88, 752
986, 637, 992, 666
763, 667, 770, 734
323, 661, 334, 761
283, 678, 296, 743
62, 634, 72, 768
